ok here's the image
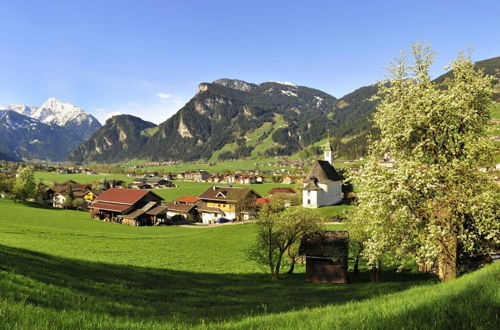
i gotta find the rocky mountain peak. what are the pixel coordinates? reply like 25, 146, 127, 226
212, 78, 257, 92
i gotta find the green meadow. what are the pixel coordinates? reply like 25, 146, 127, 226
0, 199, 497, 329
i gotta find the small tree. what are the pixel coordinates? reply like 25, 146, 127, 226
12, 166, 36, 201
351, 43, 499, 281
249, 206, 325, 279
65, 184, 74, 209
72, 198, 84, 211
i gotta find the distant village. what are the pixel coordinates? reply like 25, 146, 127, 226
2, 141, 499, 228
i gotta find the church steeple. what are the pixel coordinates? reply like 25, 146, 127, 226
322, 131, 334, 165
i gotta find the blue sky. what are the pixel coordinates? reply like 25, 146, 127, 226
0, 0, 498, 124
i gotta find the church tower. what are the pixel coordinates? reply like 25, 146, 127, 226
323, 139, 334, 165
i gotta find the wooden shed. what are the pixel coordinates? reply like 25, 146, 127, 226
299, 231, 349, 284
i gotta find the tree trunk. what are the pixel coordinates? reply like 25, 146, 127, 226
370, 260, 381, 283
287, 257, 296, 274
437, 234, 457, 281
354, 257, 360, 274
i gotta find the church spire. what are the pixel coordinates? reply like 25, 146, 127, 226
322, 130, 334, 165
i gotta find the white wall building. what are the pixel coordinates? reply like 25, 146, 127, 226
302, 141, 343, 208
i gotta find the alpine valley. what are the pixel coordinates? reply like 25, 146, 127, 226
2, 56, 498, 164
70, 79, 379, 163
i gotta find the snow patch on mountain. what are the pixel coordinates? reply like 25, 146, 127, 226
272, 81, 297, 87
281, 90, 298, 97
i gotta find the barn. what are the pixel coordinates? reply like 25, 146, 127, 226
89, 188, 163, 225
299, 231, 349, 283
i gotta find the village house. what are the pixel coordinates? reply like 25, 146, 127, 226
184, 170, 210, 182
282, 175, 296, 184
144, 178, 174, 188
48, 181, 94, 208
89, 188, 163, 226
302, 141, 343, 208
197, 186, 261, 223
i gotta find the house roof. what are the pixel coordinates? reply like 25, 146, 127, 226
163, 202, 196, 213
198, 186, 260, 202
89, 201, 132, 212
268, 188, 296, 195
176, 196, 199, 203
95, 188, 163, 205
304, 160, 342, 185
256, 197, 270, 205
299, 231, 349, 258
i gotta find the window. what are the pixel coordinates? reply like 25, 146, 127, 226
307, 199, 311, 205
307, 190, 310, 196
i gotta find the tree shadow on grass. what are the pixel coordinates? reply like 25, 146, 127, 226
0, 244, 437, 326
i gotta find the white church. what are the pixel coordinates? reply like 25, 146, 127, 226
302, 140, 343, 208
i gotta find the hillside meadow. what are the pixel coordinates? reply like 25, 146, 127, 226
0, 199, 497, 328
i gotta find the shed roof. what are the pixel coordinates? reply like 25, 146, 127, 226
123, 201, 158, 219
95, 188, 163, 205
299, 231, 349, 258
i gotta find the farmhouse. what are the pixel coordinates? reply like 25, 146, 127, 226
299, 231, 349, 283
198, 186, 260, 223
49, 181, 94, 208
89, 188, 163, 225
302, 141, 343, 208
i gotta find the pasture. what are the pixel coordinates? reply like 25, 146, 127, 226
0, 199, 497, 329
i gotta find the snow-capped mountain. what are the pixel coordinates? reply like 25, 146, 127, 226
0, 110, 82, 161
1, 97, 101, 140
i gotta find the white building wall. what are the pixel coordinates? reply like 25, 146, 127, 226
302, 181, 342, 208
302, 190, 318, 208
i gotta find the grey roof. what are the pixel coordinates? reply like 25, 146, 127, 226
123, 201, 158, 219
299, 231, 349, 258
304, 160, 342, 185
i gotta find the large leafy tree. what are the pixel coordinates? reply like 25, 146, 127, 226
12, 166, 36, 202
351, 43, 499, 281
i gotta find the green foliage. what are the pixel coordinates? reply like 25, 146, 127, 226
249, 206, 325, 278
12, 166, 36, 201
351, 43, 499, 280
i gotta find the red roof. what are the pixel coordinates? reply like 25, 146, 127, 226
268, 188, 297, 195
176, 196, 199, 203
256, 197, 270, 205
96, 188, 163, 205
89, 201, 132, 212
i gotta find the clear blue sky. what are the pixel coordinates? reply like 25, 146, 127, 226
0, 0, 498, 124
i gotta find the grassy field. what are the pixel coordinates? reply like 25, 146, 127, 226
0, 199, 497, 328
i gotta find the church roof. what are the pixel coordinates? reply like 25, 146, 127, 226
304, 160, 343, 185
